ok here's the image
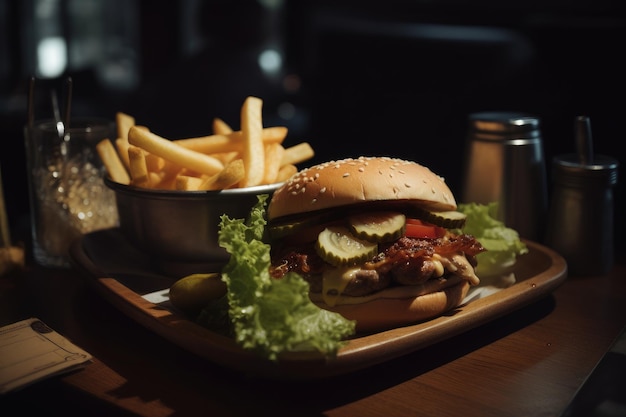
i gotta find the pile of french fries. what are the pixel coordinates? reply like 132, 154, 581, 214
96, 96, 314, 191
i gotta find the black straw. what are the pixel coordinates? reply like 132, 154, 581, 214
575, 115, 594, 165
64, 76, 73, 131
50, 89, 63, 139
27, 76, 35, 131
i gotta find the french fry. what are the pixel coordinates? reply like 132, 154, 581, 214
275, 164, 298, 183
145, 153, 165, 172
96, 138, 130, 184
281, 142, 315, 167
148, 171, 161, 187
158, 158, 184, 178
128, 126, 224, 176
128, 145, 151, 188
262, 143, 285, 185
115, 138, 131, 171
152, 170, 179, 190
115, 112, 135, 171
100, 100, 315, 191
228, 126, 286, 144
239, 96, 265, 188
234, 126, 286, 142
175, 175, 205, 191
198, 159, 246, 191
213, 117, 233, 135
210, 118, 237, 163
215, 151, 240, 165
174, 134, 234, 153
116, 124, 148, 170
173, 126, 287, 154
116, 112, 135, 141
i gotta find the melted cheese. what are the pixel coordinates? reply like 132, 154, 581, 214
322, 266, 360, 307
320, 253, 480, 307
435, 252, 480, 286
431, 257, 445, 277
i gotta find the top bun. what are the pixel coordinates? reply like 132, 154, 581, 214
268, 156, 457, 220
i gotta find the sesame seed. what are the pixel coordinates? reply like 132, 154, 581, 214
343, 173, 350, 178
358, 167, 364, 172
405, 183, 411, 188
311, 198, 317, 204
320, 187, 326, 193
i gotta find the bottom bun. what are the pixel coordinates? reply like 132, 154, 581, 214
313, 280, 470, 333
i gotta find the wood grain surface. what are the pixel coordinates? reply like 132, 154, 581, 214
2, 239, 624, 417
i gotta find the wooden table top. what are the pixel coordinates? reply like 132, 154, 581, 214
2, 246, 625, 417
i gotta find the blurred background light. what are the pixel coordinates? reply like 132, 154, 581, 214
258, 48, 282, 76
36, 36, 66, 78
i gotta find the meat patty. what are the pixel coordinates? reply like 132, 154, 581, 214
269, 233, 483, 298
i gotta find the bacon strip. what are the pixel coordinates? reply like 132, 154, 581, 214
270, 233, 485, 281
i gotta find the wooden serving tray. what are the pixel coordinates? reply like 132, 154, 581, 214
70, 228, 567, 380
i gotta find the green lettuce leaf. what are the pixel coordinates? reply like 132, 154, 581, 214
216, 194, 356, 361
456, 202, 528, 276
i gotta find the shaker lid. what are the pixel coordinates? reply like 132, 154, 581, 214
469, 111, 540, 135
552, 154, 618, 186
552, 116, 619, 186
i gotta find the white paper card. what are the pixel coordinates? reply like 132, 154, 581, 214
0, 318, 92, 394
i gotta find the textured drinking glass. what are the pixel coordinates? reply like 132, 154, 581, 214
24, 118, 119, 267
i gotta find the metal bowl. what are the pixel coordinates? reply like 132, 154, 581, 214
104, 176, 281, 276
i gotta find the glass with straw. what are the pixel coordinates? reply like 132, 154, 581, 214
24, 77, 118, 268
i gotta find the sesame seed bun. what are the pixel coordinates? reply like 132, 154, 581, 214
267, 156, 457, 221
310, 278, 470, 333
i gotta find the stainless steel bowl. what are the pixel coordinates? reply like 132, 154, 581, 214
104, 176, 281, 275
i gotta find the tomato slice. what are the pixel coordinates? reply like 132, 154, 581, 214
405, 219, 446, 238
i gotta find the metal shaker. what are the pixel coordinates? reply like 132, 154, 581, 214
461, 111, 548, 242
545, 116, 619, 276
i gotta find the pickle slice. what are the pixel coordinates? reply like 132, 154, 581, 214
348, 211, 406, 243
315, 226, 378, 267
268, 218, 315, 240
267, 211, 336, 240
413, 208, 466, 229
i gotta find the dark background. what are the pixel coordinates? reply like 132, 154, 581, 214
1, 0, 624, 249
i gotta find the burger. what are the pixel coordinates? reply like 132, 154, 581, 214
266, 156, 485, 333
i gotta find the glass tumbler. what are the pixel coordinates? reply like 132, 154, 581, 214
24, 118, 119, 267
